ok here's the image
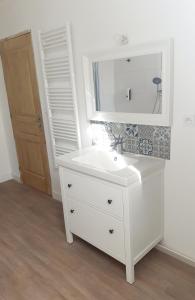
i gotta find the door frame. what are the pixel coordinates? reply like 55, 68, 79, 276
0, 30, 57, 199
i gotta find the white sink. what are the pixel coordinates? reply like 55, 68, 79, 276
72, 149, 138, 171
57, 146, 165, 186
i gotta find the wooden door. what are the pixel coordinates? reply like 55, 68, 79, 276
1, 33, 51, 194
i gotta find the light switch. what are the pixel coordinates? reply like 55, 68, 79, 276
183, 114, 195, 127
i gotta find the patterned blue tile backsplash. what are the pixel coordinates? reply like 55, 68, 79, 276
90, 121, 171, 160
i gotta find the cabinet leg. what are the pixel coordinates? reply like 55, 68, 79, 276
66, 230, 73, 244
126, 264, 135, 284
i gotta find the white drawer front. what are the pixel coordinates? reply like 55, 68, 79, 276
63, 169, 123, 219
68, 199, 125, 263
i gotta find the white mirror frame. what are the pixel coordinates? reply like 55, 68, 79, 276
83, 39, 173, 126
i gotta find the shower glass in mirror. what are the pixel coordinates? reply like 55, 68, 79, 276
93, 53, 162, 114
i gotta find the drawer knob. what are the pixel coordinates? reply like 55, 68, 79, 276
70, 209, 75, 214
107, 199, 112, 205
67, 184, 72, 188
109, 229, 114, 234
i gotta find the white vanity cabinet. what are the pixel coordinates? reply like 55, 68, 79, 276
58, 149, 164, 284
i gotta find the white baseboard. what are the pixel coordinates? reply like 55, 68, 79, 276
12, 173, 21, 183
0, 172, 21, 184
156, 244, 195, 268
52, 191, 62, 202
0, 173, 12, 183
134, 235, 162, 265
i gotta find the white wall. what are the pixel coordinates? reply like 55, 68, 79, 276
0, 59, 19, 182
0, 0, 195, 262
0, 113, 11, 182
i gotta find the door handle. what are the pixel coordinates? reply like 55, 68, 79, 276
36, 115, 42, 129
38, 122, 42, 128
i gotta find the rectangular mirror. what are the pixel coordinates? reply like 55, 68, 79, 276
93, 53, 162, 114
83, 40, 173, 126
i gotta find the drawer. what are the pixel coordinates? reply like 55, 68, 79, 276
63, 168, 123, 219
68, 199, 125, 263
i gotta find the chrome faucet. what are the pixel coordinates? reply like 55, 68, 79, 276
111, 136, 124, 154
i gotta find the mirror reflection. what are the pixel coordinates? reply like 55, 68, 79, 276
93, 53, 162, 114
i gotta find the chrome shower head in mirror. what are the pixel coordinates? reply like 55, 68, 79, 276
152, 77, 162, 85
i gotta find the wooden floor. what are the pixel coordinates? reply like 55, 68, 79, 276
0, 181, 195, 300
